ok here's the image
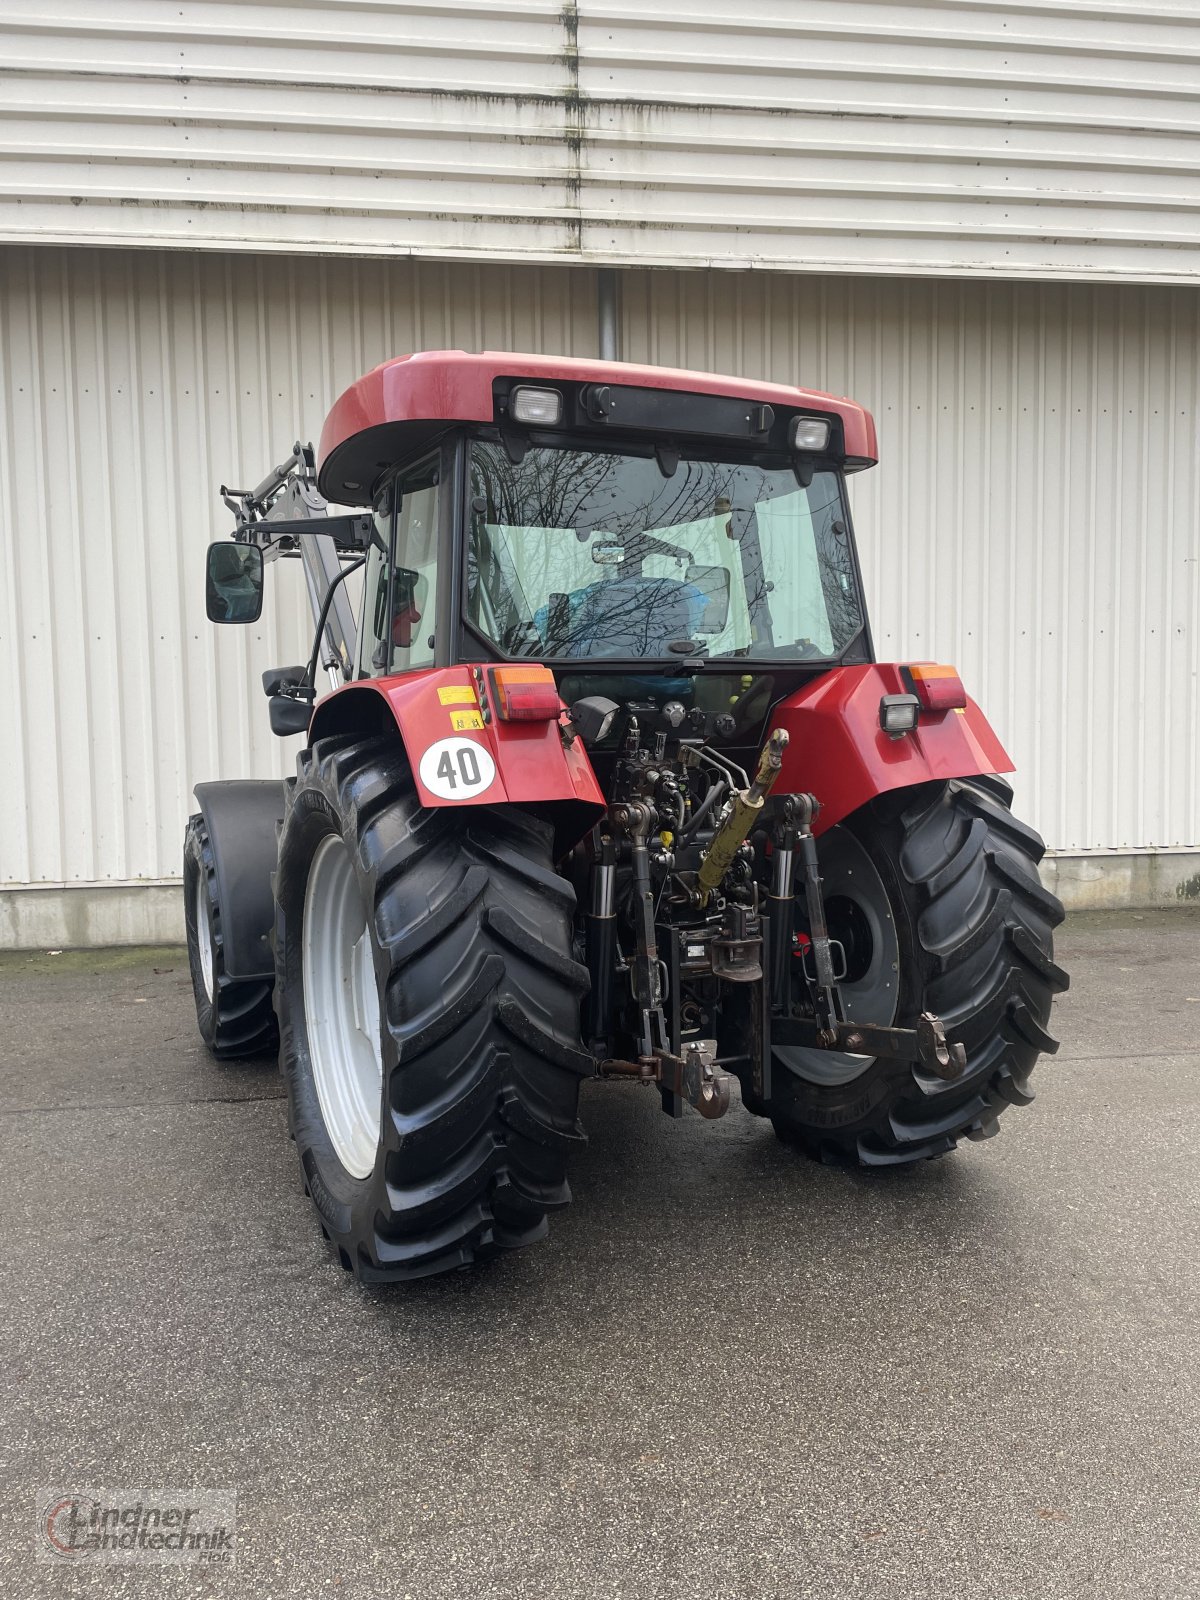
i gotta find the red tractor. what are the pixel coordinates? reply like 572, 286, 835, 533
185, 351, 1067, 1282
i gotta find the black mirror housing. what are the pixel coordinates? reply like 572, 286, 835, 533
269, 695, 312, 737
262, 665, 308, 698
206, 541, 264, 624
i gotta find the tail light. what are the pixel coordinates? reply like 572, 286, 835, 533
488, 665, 563, 722
904, 663, 968, 713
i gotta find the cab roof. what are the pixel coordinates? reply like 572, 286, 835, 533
318, 349, 878, 505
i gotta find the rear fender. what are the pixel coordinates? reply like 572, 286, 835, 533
307, 667, 606, 851
773, 664, 1013, 835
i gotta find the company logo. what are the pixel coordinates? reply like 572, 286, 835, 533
37, 1489, 236, 1565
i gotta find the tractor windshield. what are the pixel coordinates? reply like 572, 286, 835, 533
466, 441, 863, 662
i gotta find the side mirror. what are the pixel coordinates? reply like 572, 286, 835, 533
686, 563, 731, 633
206, 542, 264, 624
269, 696, 311, 737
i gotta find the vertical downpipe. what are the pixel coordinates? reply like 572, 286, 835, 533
561, 3, 620, 360
597, 268, 620, 361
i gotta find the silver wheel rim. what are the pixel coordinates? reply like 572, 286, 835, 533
302, 833, 383, 1180
195, 875, 215, 1002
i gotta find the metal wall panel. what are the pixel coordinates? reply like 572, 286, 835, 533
0, 248, 1196, 915
0, 247, 599, 890
619, 270, 1200, 856
1, 1, 1198, 281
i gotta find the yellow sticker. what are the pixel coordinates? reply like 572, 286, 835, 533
450, 709, 485, 731
438, 686, 476, 706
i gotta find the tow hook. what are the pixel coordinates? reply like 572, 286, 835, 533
678, 1040, 732, 1119
914, 1012, 967, 1079
600, 1039, 733, 1119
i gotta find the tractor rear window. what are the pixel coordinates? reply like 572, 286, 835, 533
466, 442, 863, 662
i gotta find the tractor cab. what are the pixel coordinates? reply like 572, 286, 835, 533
323, 355, 877, 733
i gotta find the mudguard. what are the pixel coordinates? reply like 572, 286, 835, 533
308, 667, 606, 849
193, 779, 287, 979
772, 664, 1013, 835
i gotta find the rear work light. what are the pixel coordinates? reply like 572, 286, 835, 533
488, 665, 563, 722
905, 663, 968, 713
879, 693, 920, 738
509, 386, 563, 427
790, 415, 832, 453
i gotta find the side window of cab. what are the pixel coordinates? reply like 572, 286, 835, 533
358, 459, 441, 677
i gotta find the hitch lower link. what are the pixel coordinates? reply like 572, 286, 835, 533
773, 1012, 967, 1081
604, 788, 736, 1120
772, 792, 967, 1082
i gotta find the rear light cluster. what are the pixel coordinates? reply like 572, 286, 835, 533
905, 663, 968, 712
879, 664, 968, 739
488, 665, 563, 722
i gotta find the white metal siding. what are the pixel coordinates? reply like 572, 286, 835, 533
0, 247, 600, 890
1, 1, 1198, 281
1, 245, 1195, 903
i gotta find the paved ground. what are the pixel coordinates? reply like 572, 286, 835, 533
0, 909, 1197, 1599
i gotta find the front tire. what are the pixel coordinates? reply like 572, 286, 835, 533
183, 815, 278, 1060
274, 734, 591, 1281
745, 776, 1068, 1166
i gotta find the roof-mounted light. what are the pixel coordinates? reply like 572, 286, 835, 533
510, 386, 563, 427
791, 416, 832, 453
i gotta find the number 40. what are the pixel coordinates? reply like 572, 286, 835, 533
436, 746, 482, 790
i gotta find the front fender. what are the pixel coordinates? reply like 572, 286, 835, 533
773, 664, 1013, 835
192, 779, 287, 979
308, 667, 605, 851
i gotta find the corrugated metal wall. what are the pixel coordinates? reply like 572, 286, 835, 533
1, 1, 1198, 281
2, 245, 1196, 913
0, 248, 600, 896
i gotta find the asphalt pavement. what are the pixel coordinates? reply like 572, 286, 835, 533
1, 910, 1197, 1599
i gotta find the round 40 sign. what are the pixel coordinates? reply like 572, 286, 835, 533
418, 736, 498, 801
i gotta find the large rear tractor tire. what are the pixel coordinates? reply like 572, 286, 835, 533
744, 776, 1068, 1166
183, 815, 278, 1060
273, 734, 591, 1282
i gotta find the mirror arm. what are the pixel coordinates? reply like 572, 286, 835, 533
302, 555, 367, 696
235, 514, 373, 552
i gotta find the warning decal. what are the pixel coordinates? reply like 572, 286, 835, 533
418, 736, 497, 801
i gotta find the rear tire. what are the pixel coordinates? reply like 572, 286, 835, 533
744, 776, 1068, 1166
183, 815, 278, 1060
273, 734, 591, 1282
